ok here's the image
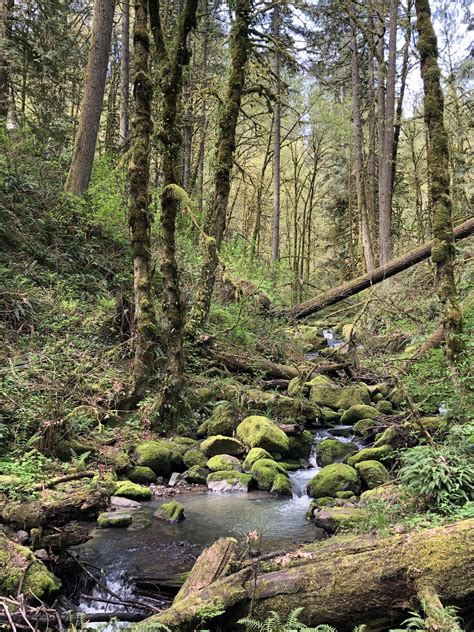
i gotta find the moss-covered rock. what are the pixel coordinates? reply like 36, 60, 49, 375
154, 501, 185, 523
313, 506, 366, 533
355, 460, 390, 489
200, 435, 245, 457
236, 416, 289, 456
347, 445, 392, 468
368, 383, 390, 399
171, 437, 199, 453
182, 465, 209, 485
242, 447, 272, 472
287, 430, 313, 463
287, 376, 303, 397
114, 481, 152, 500
316, 438, 358, 467
183, 448, 207, 469
126, 466, 157, 484
206, 454, 242, 472
271, 473, 292, 496
390, 387, 406, 407
373, 426, 405, 449
375, 400, 393, 414
97, 512, 132, 528
310, 383, 371, 410
250, 459, 288, 492
206, 471, 253, 492
320, 408, 342, 424
307, 375, 334, 387
340, 404, 379, 424
197, 403, 238, 438
134, 441, 171, 476
353, 418, 378, 437
56, 438, 96, 462
307, 463, 360, 498
0, 533, 61, 598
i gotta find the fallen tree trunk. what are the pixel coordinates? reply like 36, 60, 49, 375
283, 218, 474, 320
130, 519, 474, 631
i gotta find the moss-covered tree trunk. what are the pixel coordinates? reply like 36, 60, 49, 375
415, 0, 463, 361
191, 0, 252, 328
128, 0, 158, 395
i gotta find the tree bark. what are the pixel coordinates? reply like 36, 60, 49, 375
271, 3, 281, 264
65, 0, 115, 195
282, 218, 474, 320
415, 0, 464, 360
0, 0, 14, 121
133, 519, 474, 631
119, 0, 130, 148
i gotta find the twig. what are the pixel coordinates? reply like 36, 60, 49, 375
1, 601, 17, 632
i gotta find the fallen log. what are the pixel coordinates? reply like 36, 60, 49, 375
129, 519, 474, 631
402, 324, 444, 372
283, 218, 474, 320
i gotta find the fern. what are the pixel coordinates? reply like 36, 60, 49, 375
238, 608, 337, 631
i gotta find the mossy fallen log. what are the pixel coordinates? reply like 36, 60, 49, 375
129, 519, 474, 631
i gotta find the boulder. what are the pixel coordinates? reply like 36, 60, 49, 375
250, 459, 288, 492
200, 435, 245, 458
183, 448, 207, 469
114, 481, 152, 500
347, 445, 392, 468
206, 471, 253, 493
134, 441, 172, 476
197, 403, 238, 438
287, 430, 313, 463
182, 465, 209, 485
313, 506, 366, 533
168, 472, 186, 487
126, 466, 157, 485
242, 447, 272, 472
307, 463, 360, 499
171, 437, 199, 453
376, 400, 393, 415
368, 383, 390, 398
310, 384, 371, 410
373, 427, 405, 449
287, 376, 303, 397
355, 460, 390, 489
236, 416, 289, 456
320, 408, 342, 424
316, 439, 359, 467
56, 438, 96, 462
110, 496, 141, 510
154, 501, 185, 523
353, 418, 378, 436
207, 454, 242, 472
340, 405, 379, 424
270, 473, 292, 496
97, 512, 132, 528
389, 388, 406, 407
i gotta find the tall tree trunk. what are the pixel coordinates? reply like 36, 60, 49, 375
349, 1, 374, 272
415, 0, 464, 360
128, 0, 158, 395
119, 0, 130, 148
191, 0, 252, 327
65, 0, 115, 195
378, 0, 398, 264
366, 16, 378, 256
271, 3, 281, 264
105, 38, 119, 152
0, 0, 14, 121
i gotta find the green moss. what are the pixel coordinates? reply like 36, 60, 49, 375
271, 473, 292, 496
200, 435, 245, 457
114, 481, 152, 500
242, 447, 272, 472
373, 427, 405, 449
287, 376, 303, 396
56, 438, 96, 462
355, 460, 390, 489
183, 448, 207, 468
197, 403, 238, 438
316, 438, 358, 467
320, 408, 342, 423
182, 465, 209, 485
206, 454, 242, 472
154, 501, 185, 523
368, 383, 390, 398
250, 458, 288, 492
134, 441, 171, 476
206, 470, 253, 492
309, 383, 371, 410
307, 463, 360, 498
313, 506, 367, 533
375, 400, 393, 414
126, 466, 157, 484
340, 405, 379, 424
287, 430, 313, 463
236, 416, 289, 456
172, 437, 199, 453
97, 512, 132, 528
353, 418, 377, 436
389, 388, 406, 408
347, 445, 393, 468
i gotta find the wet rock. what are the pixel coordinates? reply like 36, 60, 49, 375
373, 426, 405, 449
183, 448, 208, 469
310, 383, 371, 411
347, 445, 392, 468
287, 376, 303, 397
250, 459, 288, 492
154, 501, 185, 523
375, 400, 393, 414
14, 530, 29, 544
287, 430, 313, 463
316, 438, 358, 467
206, 471, 253, 492
110, 496, 141, 509
270, 473, 292, 496
313, 506, 366, 533
168, 472, 186, 487
182, 465, 209, 485
340, 405, 379, 424
134, 441, 172, 476
207, 454, 242, 472
200, 435, 246, 458
236, 416, 289, 456
307, 463, 360, 499
355, 460, 390, 489
126, 466, 157, 485
34, 548, 49, 561
97, 512, 133, 528
242, 447, 272, 472
114, 481, 152, 500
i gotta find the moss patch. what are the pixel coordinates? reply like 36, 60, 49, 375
200, 435, 246, 457
114, 481, 152, 500
316, 438, 358, 467
126, 466, 157, 484
307, 463, 360, 498
242, 447, 272, 472
134, 441, 172, 476
97, 512, 132, 528
236, 416, 289, 456
250, 459, 288, 492
347, 445, 392, 467
355, 460, 390, 489
154, 501, 185, 523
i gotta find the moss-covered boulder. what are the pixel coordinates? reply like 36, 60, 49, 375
375, 400, 393, 415
154, 501, 185, 523
287, 430, 313, 463
316, 439, 358, 467
353, 418, 378, 436
320, 408, 342, 424
310, 383, 371, 410
373, 426, 405, 450
250, 459, 289, 492
390, 387, 406, 407
97, 512, 132, 528
182, 465, 209, 485
242, 447, 272, 472
368, 383, 390, 399
206, 471, 253, 492
56, 438, 96, 462
0, 533, 61, 598
236, 416, 289, 456
197, 403, 238, 438
307, 463, 360, 498
347, 445, 392, 468
126, 466, 157, 485
307, 375, 334, 387
271, 473, 292, 496
134, 441, 171, 476
355, 460, 390, 489
313, 506, 366, 533
287, 376, 303, 397
172, 437, 199, 453
200, 435, 245, 458
340, 405, 379, 424
114, 481, 152, 500
207, 454, 242, 472
183, 448, 207, 469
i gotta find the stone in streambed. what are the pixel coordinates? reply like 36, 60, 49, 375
355, 460, 390, 489
307, 463, 360, 499
114, 481, 152, 500
126, 466, 157, 485
340, 405, 379, 424
206, 471, 253, 492
313, 506, 367, 533
97, 512, 132, 528
376, 400, 393, 414
110, 496, 141, 509
200, 435, 245, 458
250, 459, 288, 492
134, 441, 172, 476
236, 416, 289, 456
154, 501, 185, 523
270, 473, 292, 496
242, 447, 272, 472
287, 430, 313, 463
182, 465, 209, 485
347, 445, 392, 467
207, 454, 242, 472
316, 438, 358, 467
309, 381, 371, 410
353, 418, 378, 436
183, 448, 208, 468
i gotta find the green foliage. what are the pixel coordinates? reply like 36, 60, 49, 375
238, 608, 337, 631
0, 450, 54, 497
389, 606, 461, 631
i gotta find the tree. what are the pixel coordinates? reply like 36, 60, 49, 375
119, 0, 130, 148
271, 2, 281, 264
65, 0, 115, 196
0, 0, 14, 121
415, 0, 464, 360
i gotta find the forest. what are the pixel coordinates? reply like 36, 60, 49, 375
0, 0, 473, 628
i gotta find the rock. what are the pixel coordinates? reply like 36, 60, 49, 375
372, 392, 384, 403
182, 466, 209, 485
126, 466, 157, 485
340, 405, 379, 424
183, 448, 208, 469
207, 471, 253, 492
14, 530, 29, 544
313, 507, 366, 533
97, 512, 132, 528
310, 383, 371, 410
100, 447, 131, 473
355, 460, 390, 489
373, 427, 405, 449
342, 323, 354, 341
114, 481, 152, 500
171, 437, 199, 453
360, 482, 400, 503
242, 447, 272, 472
330, 426, 354, 438
287, 430, 313, 463
316, 438, 358, 467
270, 473, 292, 496
236, 416, 289, 456
200, 435, 245, 458
287, 376, 303, 397
207, 454, 242, 472
250, 459, 288, 492
389, 388, 406, 407
320, 408, 342, 423
375, 400, 393, 414
168, 472, 186, 487
347, 445, 392, 468
154, 501, 185, 523
307, 463, 360, 498
134, 441, 172, 476
353, 418, 378, 436
197, 403, 238, 438
368, 383, 390, 398
417, 416, 446, 432
110, 496, 141, 509
307, 375, 333, 387
56, 438, 96, 462
335, 491, 355, 500
34, 548, 49, 561
0, 533, 61, 598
